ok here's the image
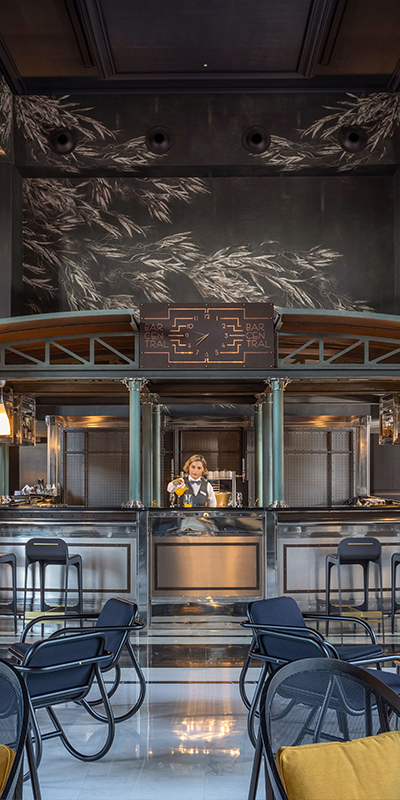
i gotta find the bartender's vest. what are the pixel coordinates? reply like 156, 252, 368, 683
184, 478, 209, 507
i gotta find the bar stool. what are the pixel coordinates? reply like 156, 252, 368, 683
0, 553, 17, 633
391, 553, 400, 633
326, 536, 384, 638
23, 538, 83, 623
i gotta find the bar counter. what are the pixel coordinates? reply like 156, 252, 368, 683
0, 506, 400, 627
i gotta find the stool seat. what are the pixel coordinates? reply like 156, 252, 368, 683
23, 538, 83, 624
0, 553, 17, 633
326, 536, 384, 638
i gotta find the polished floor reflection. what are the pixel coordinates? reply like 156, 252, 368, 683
20, 662, 262, 800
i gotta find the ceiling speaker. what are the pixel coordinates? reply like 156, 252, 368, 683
338, 125, 368, 153
146, 127, 174, 154
48, 127, 77, 155
242, 126, 271, 154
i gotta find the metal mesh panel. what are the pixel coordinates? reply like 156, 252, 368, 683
331, 429, 352, 452
285, 429, 328, 452
64, 453, 85, 506
285, 453, 328, 506
181, 430, 240, 452
87, 453, 129, 507
331, 452, 353, 504
87, 430, 129, 452
64, 430, 85, 452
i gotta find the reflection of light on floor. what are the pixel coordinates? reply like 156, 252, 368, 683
173, 717, 236, 743
175, 745, 241, 757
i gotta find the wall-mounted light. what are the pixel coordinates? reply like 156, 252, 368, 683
0, 381, 11, 437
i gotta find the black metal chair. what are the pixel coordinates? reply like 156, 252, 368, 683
0, 659, 41, 800
23, 538, 83, 624
248, 658, 400, 800
239, 596, 392, 746
326, 536, 384, 637
0, 554, 17, 634
12, 631, 115, 771
10, 596, 146, 723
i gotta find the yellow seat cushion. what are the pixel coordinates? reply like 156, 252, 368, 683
276, 730, 400, 800
0, 745, 15, 794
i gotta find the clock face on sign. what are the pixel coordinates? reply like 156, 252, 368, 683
140, 303, 274, 369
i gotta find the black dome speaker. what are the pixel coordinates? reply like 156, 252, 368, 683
145, 127, 174, 154
48, 127, 77, 155
242, 126, 271, 154
338, 125, 368, 153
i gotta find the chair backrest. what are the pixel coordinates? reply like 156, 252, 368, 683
0, 660, 29, 800
95, 597, 138, 665
248, 597, 326, 663
25, 537, 69, 564
21, 631, 107, 704
260, 658, 400, 800
337, 536, 381, 564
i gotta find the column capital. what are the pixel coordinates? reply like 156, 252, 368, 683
122, 377, 148, 392
265, 377, 290, 391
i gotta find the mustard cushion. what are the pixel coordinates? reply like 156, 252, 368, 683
276, 730, 400, 800
0, 745, 15, 794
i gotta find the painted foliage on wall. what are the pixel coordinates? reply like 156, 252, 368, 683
0, 81, 397, 316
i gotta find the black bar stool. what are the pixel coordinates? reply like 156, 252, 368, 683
391, 552, 400, 633
23, 538, 83, 623
326, 536, 384, 638
0, 553, 17, 633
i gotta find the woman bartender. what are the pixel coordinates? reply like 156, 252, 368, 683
167, 454, 217, 508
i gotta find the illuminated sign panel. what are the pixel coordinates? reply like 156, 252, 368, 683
139, 303, 274, 369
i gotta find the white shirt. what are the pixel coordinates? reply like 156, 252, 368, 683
167, 477, 217, 508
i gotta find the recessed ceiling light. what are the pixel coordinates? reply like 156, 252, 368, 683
203, 64, 208, 67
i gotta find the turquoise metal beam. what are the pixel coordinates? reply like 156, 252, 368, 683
262, 394, 273, 508
142, 393, 153, 507
125, 378, 142, 504
254, 404, 263, 507
270, 378, 287, 505
0, 444, 9, 496
153, 404, 161, 507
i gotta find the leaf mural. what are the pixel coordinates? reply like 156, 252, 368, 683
0, 80, 378, 314
254, 93, 400, 171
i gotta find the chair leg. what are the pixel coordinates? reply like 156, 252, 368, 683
247, 729, 263, 800
25, 726, 42, 800
247, 663, 269, 748
57, 665, 115, 761
239, 645, 256, 711
85, 640, 146, 723
11, 558, 17, 634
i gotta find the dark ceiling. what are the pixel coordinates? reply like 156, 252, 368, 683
0, 0, 399, 95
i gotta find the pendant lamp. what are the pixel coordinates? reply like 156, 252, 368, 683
0, 381, 11, 437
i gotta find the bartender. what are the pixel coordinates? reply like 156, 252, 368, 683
167, 454, 217, 507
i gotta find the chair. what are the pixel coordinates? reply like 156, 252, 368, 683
248, 658, 400, 800
0, 659, 41, 800
12, 631, 115, 771
391, 552, 400, 632
10, 596, 146, 723
0, 554, 17, 634
23, 538, 83, 623
326, 537, 384, 636
239, 596, 390, 747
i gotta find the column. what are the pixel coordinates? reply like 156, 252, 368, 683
269, 378, 289, 506
45, 415, 64, 492
262, 393, 273, 507
153, 402, 162, 507
124, 378, 143, 504
356, 415, 371, 497
0, 444, 9, 496
254, 403, 263, 507
141, 391, 154, 507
